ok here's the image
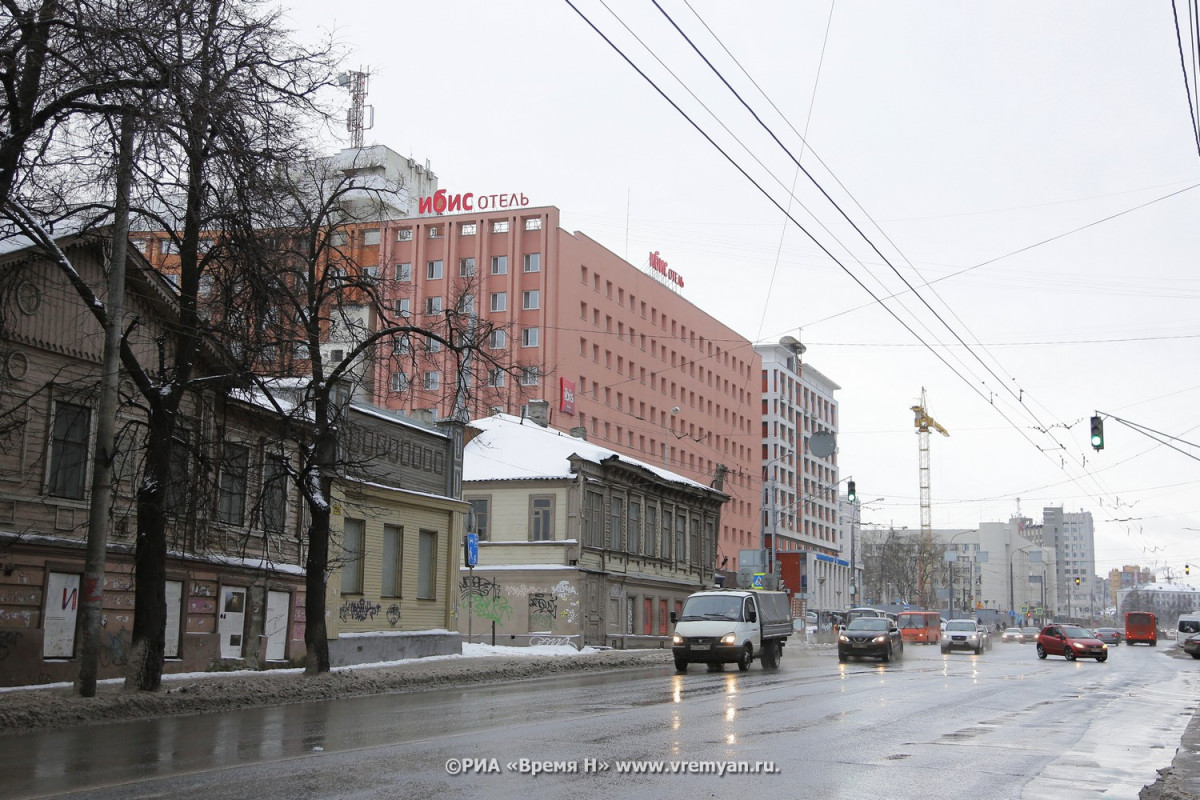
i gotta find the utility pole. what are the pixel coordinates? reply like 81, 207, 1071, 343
78, 116, 133, 697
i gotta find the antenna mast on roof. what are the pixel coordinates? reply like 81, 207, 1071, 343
338, 69, 373, 149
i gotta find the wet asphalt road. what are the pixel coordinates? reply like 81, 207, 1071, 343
4, 639, 1198, 800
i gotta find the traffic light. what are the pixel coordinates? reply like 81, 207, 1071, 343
1074, 577, 1081, 586
1187, 564, 1191, 576
1089, 415, 1104, 451
847, 480, 857, 503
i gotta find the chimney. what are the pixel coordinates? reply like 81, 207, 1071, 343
521, 400, 550, 427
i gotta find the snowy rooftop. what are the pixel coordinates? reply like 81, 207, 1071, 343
463, 413, 714, 492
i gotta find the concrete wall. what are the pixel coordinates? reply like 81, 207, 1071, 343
328, 630, 461, 667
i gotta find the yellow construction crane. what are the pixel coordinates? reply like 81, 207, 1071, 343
912, 388, 949, 608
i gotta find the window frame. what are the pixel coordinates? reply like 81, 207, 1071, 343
217, 442, 250, 527
529, 495, 554, 541
382, 524, 403, 597
261, 455, 289, 534
417, 529, 438, 600
341, 517, 365, 595
47, 401, 91, 500
523, 252, 541, 273
467, 497, 490, 541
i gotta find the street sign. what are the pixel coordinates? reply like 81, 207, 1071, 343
465, 533, 479, 567
752, 572, 765, 590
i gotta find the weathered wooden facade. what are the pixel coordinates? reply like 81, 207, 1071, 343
0, 232, 310, 686
460, 412, 728, 649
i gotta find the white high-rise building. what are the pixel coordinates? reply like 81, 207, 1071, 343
756, 339, 850, 612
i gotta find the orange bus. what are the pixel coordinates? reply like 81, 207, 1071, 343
897, 611, 942, 644
1125, 611, 1157, 646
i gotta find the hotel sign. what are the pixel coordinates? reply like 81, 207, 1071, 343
418, 190, 530, 214
649, 251, 683, 288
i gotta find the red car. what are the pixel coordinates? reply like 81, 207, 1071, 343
1036, 624, 1108, 662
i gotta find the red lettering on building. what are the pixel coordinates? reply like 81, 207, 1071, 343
419, 190, 527, 214
649, 251, 684, 288
560, 378, 576, 416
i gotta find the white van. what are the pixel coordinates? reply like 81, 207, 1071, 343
1175, 614, 1200, 646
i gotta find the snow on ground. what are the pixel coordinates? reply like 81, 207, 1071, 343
0, 645, 673, 734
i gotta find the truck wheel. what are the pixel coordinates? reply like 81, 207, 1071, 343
737, 644, 752, 671
762, 641, 780, 670
674, 656, 688, 673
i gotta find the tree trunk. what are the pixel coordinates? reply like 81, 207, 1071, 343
303, 488, 332, 674
127, 406, 172, 691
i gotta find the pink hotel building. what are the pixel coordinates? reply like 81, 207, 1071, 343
357, 204, 763, 577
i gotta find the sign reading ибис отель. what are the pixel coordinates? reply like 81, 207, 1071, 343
649, 251, 683, 289
418, 190, 530, 214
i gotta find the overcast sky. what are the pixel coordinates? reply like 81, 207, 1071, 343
280, 1, 1200, 581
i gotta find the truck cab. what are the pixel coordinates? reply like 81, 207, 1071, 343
670, 590, 792, 672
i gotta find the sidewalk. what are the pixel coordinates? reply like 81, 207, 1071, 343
0, 644, 675, 734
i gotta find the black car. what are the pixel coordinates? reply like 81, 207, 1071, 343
838, 617, 904, 662
1183, 632, 1200, 659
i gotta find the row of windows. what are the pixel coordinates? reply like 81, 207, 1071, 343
464, 496, 554, 542
577, 303, 747, 396
578, 266, 750, 379
582, 491, 715, 569
395, 217, 542, 241
47, 402, 291, 535
412, 253, 540, 281
340, 519, 439, 601
390, 366, 540, 394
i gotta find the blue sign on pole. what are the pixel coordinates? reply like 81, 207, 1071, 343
465, 533, 479, 567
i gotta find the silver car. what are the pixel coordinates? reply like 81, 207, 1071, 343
941, 619, 986, 654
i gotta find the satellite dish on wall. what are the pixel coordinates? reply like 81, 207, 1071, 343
809, 432, 836, 458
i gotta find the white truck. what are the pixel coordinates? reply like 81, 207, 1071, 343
670, 589, 793, 672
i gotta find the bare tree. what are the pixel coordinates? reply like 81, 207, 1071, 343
1, 0, 338, 690
213, 154, 528, 673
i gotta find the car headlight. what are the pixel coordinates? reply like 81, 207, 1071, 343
838, 634, 849, 643
873, 635, 888, 644
967, 633, 978, 640
720, 632, 737, 645
672, 634, 683, 645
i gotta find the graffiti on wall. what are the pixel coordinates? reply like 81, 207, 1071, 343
459, 575, 513, 625
459, 577, 581, 630
339, 599, 383, 623
528, 593, 557, 630
386, 604, 402, 627
98, 632, 128, 667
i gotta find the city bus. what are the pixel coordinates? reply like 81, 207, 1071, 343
896, 610, 941, 644
1125, 611, 1157, 646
